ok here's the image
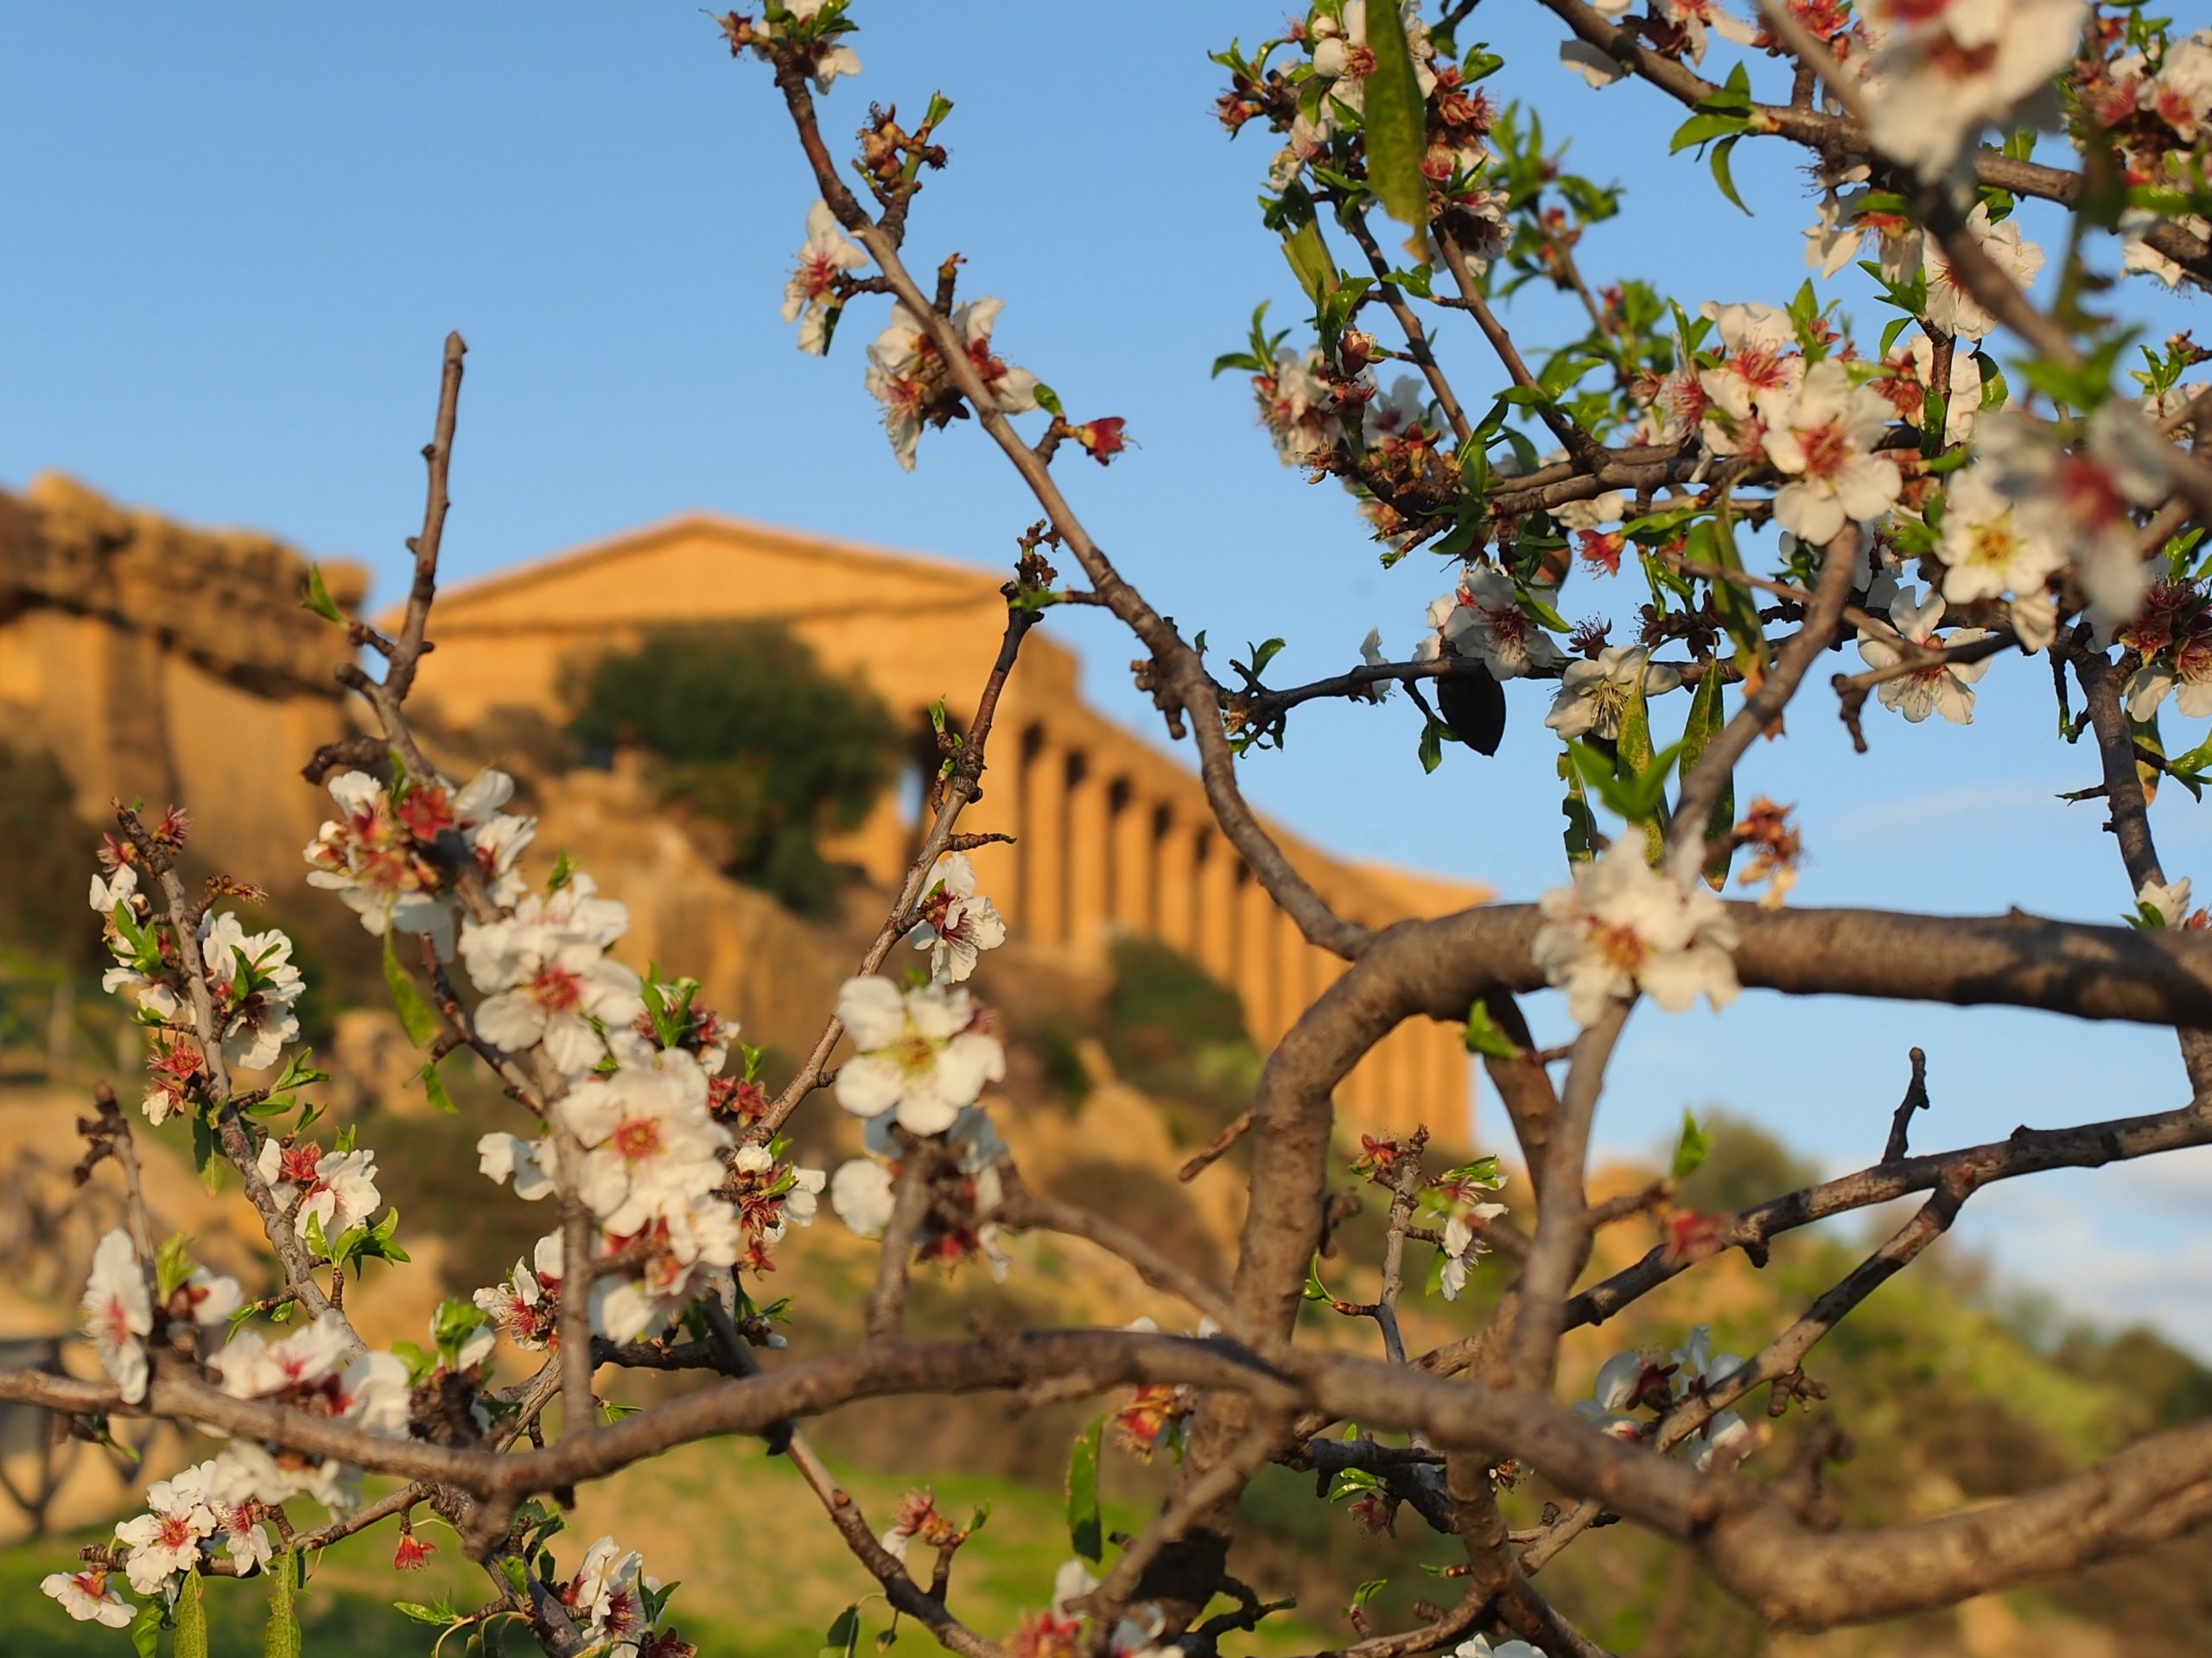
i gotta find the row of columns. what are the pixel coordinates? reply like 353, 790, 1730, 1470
984, 721, 1471, 1141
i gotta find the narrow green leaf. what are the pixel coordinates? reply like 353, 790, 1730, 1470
1349, 1579, 1389, 1611
1281, 219, 1338, 305
1463, 998, 1523, 1061
300, 563, 345, 624
192, 1109, 225, 1195
1361, 0, 1432, 247
1065, 1414, 1105, 1562
382, 931, 441, 1048
130, 1603, 163, 1658
1709, 135, 1751, 216
1677, 667, 1734, 889
1671, 1110, 1715, 1184
175, 1568, 210, 1658
264, 1550, 304, 1658
418, 1059, 458, 1115
1418, 715, 1446, 774
1558, 749, 1596, 866
822, 1605, 862, 1658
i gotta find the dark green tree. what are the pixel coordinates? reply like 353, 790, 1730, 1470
568, 622, 903, 914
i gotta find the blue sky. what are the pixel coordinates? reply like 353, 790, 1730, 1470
5, 5, 2208, 1355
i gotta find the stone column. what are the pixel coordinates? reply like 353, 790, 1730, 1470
1240, 870, 1284, 1044
1064, 750, 1110, 967
1154, 810, 1197, 954
1019, 725, 1067, 949
1108, 779, 1151, 936
1194, 832, 1238, 984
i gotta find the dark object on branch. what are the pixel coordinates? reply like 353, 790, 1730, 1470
1437, 664, 1507, 755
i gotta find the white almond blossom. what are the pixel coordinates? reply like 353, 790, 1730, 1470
40, 1567, 134, 1628
591, 1191, 745, 1342
257, 1140, 383, 1241
560, 1535, 664, 1657
2124, 208, 2212, 291
752, 0, 861, 91
114, 1474, 216, 1595
556, 1049, 730, 1235
784, 199, 868, 354
1933, 467, 2065, 610
460, 914, 645, 1077
1452, 1636, 1548, 1658
1886, 334, 1984, 449
1357, 626, 1390, 702
1854, 588, 1993, 724
1653, 0, 1755, 64
1310, 1, 1438, 126
304, 767, 534, 945
1255, 346, 1344, 465
200, 913, 305, 1070
1756, 359, 1904, 546
1573, 1348, 1654, 1441
162, 1458, 273, 1573
1921, 205, 2045, 341
475, 1231, 565, 1350
833, 976, 1006, 1135
831, 1159, 896, 1237
1698, 300, 1801, 458
1672, 1326, 1755, 1472
2126, 633, 2212, 722
1532, 841, 1741, 1027
1802, 164, 1922, 281
1859, 0, 2085, 177
866, 299, 1039, 471
2137, 875, 2195, 930
1977, 407, 2169, 626
1543, 646, 1683, 742
82, 1229, 152, 1404
908, 851, 1008, 984
1437, 566, 1567, 680
478, 1130, 559, 1201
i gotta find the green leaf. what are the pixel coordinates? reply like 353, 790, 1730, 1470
130, 1603, 163, 1658
1669, 110, 1750, 154
823, 1605, 862, 1658
1677, 667, 1733, 890
1249, 637, 1287, 677
1349, 1579, 1389, 1612
264, 1550, 304, 1658
1671, 1109, 1715, 1184
1281, 217, 1338, 305
300, 563, 345, 625
393, 1600, 457, 1626
381, 930, 441, 1048
1033, 381, 1064, 417
1709, 135, 1751, 216
155, 1234, 196, 1300
1065, 1414, 1105, 1562
192, 1109, 226, 1195
419, 1058, 457, 1115
1463, 998, 1523, 1061
1417, 715, 1448, 775
1360, 0, 1432, 248
175, 1568, 210, 1658
1304, 1252, 1333, 1303
1558, 749, 1596, 867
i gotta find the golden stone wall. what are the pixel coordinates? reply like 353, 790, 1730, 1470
0, 475, 367, 882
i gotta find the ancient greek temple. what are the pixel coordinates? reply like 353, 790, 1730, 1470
408, 514, 1489, 1138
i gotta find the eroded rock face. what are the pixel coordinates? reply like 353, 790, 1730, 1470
2, 473, 369, 690
0, 473, 369, 884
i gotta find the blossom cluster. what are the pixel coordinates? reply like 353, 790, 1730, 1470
1573, 1325, 1756, 1474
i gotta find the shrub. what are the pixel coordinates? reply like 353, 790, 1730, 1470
567, 622, 903, 914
